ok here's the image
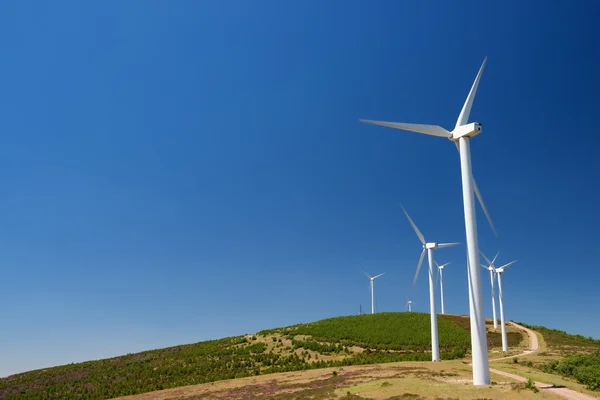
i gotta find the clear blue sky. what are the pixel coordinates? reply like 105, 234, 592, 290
1, 0, 599, 377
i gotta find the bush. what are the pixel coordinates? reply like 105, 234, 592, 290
540, 352, 600, 391
524, 377, 539, 393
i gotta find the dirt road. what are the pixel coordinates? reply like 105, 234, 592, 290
488, 322, 598, 400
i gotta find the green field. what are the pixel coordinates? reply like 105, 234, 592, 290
259, 312, 471, 352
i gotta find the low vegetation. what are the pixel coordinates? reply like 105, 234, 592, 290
260, 312, 471, 352
1, 312, 517, 400
540, 352, 600, 391
513, 322, 600, 391
515, 322, 600, 353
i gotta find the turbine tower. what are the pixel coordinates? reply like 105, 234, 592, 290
435, 261, 451, 314
361, 58, 494, 385
480, 251, 500, 330
401, 205, 459, 362
363, 271, 385, 314
494, 259, 517, 352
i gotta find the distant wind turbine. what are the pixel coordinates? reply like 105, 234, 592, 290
401, 205, 459, 362
363, 271, 385, 314
360, 58, 495, 385
405, 298, 414, 312
480, 251, 500, 330
435, 261, 451, 314
494, 258, 517, 352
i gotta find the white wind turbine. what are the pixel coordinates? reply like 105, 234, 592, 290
361, 58, 494, 385
434, 261, 451, 315
401, 205, 459, 362
405, 298, 414, 312
493, 258, 517, 352
363, 271, 385, 314
480, 251, 500, 330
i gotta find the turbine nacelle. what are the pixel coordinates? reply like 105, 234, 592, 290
425, 242, 438, 249
451, 122, 482, 140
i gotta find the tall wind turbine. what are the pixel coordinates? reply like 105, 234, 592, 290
361, 58, 494, 385
401, 205, 459, 362
364, 271, 385, 314
480, 251, 500, 330
494, 259, 517, 352
435, 261, 451, 314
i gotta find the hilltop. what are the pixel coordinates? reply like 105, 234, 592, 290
1, 312, 598, 400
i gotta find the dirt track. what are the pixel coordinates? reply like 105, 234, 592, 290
489, 322, 598, 400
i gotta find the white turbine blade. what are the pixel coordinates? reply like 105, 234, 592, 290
473, 176, 498, 237
439, 262, 451, 269
455, 57, 487, 129
360, 119, 451, 138
480, 251, 492, 265
400, 205, 426, 245
412, 248, 427, 287
434, 260, 441, 268
373, 272, 385, 280
492, 252, 500, 265
480, 264, 489, 270
453, 138, 498, 237
362, 270, 372, 279
498, 260, 516, 270
437, 242, 460, 249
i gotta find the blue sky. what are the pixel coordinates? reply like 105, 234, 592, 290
1, 0, 599, 377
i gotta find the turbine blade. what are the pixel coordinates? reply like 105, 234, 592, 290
437, 242, 460, 249
480, 251, 492, 265
373, 273, 385, 279
473, 176, 498, 237
498, 260, 516, 270
480, 264, 489, 270
492, 252, 500, 264
412, 248, 426, 287
360, 119, 451, 138
455, 57, 487, 129
362, 270, 372, 279
400, 205, 426, 245
439, 262, 451, 269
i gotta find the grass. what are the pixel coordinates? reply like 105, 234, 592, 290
113, 361, 560, 400
515, 321, 600, 354
261, 312, 471, 352
508, 321, 600, 392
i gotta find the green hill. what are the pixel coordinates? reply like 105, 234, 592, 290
0, 312, 517, 400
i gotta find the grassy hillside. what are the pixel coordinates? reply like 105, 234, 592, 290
516, 322, 600, 354
513, 322, 600, 391
259, 312, 470, 351
0, 312, 511, 400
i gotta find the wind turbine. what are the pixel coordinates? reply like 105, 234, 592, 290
494, 258, 517, 352
363, 271, 385, 314
361, 58, 494, 385
401, 205, 459, 362
480, 251, 500, 330
405, 298, 414, 312
435, 261, 451, 314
